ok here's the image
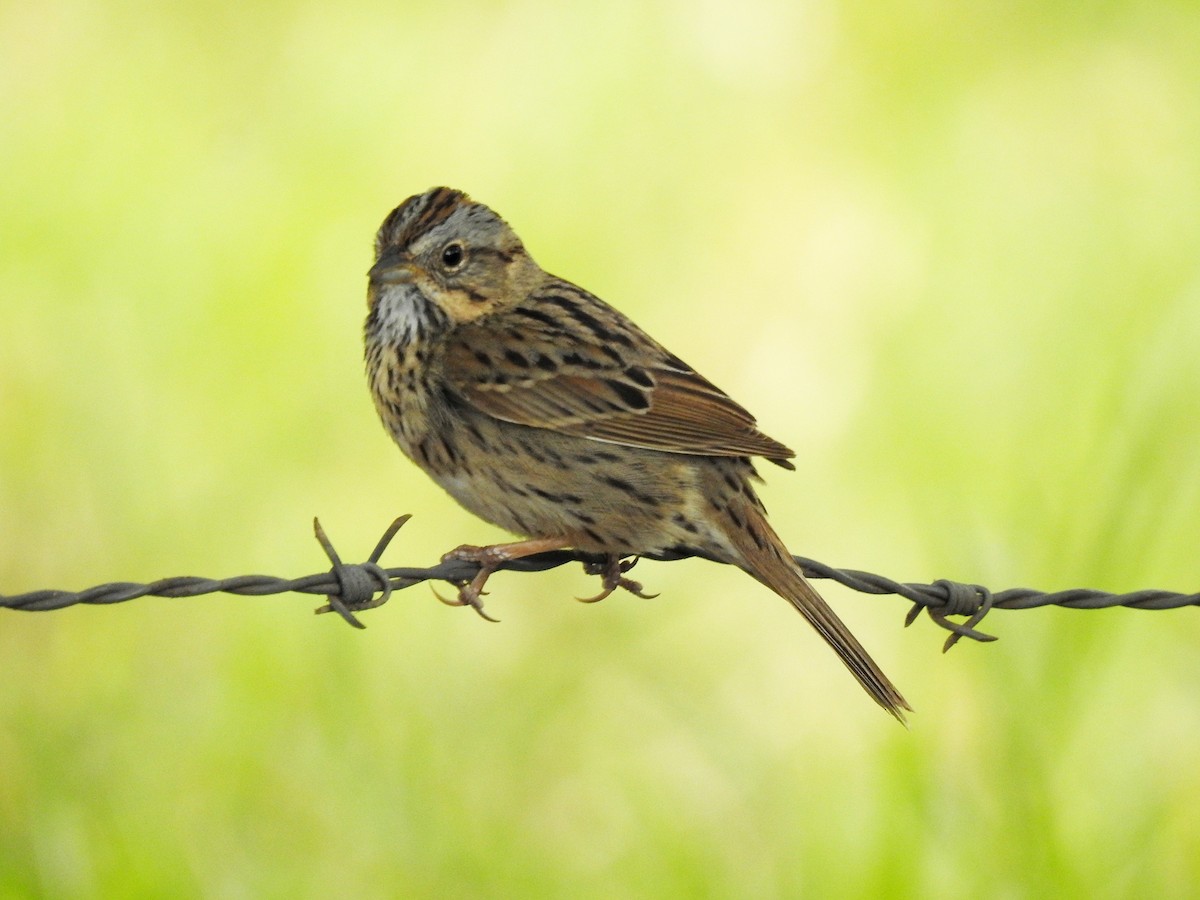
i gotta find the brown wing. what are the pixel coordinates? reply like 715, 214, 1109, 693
443, 284, 796, 467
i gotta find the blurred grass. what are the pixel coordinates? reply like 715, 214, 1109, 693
3, 0, 1200, 896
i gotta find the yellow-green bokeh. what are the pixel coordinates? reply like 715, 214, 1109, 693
3, 1, 1200, 896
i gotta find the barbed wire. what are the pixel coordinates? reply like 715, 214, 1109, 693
1, 516, 1196, 650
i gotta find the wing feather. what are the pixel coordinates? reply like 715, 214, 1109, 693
443, 285, 796, 467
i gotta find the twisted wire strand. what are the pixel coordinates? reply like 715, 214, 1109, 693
1, 516, 1196, 649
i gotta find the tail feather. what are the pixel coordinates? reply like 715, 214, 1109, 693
729, 506, 912, 723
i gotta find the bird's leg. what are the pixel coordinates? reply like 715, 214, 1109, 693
439, 537, 571, 621
577, 554, 659, 603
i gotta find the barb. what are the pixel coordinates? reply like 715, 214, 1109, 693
1, 516, 1196, 650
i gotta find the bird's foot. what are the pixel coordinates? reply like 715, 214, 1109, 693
438, 539, 570, 621
577, 554, 659, 603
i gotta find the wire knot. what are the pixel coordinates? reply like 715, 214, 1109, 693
905, 579, 998, 652
311, 516, 410, 629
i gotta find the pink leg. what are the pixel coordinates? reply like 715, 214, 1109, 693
438, 538, 572, 621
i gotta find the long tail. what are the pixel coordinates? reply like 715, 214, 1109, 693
727, 503, 912, 723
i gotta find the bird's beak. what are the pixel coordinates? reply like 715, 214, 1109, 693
368, 248, 418, 285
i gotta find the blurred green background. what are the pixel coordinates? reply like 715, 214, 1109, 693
3, 1, 1200, 896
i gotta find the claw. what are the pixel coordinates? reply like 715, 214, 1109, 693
432, 537, 570, 622
457, 573, 500, 622
577, 555, 659, 603
431, 585, 462, 608
462, 594, 500, 623
620, 579, 660, 600
431, 583, 499, 623
576, 585, 616, 604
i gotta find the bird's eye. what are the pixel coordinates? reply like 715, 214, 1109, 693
441, 242, 465, 269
